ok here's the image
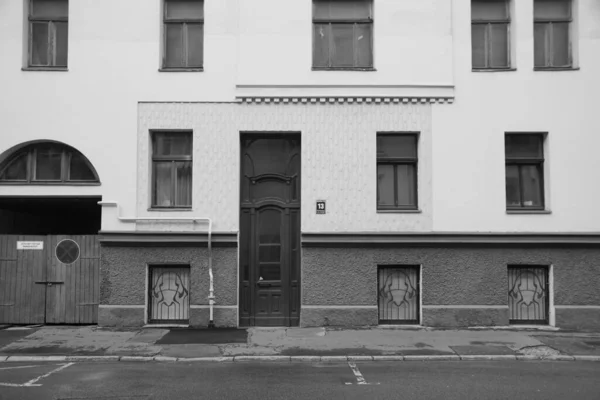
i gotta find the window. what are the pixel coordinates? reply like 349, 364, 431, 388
0, 142, 98, 184
149, 265, 190, 324
378, 266, 420, 324
505, 134, 545, 210
312, 0, 373, 69
508, 266, 549, 324
162, 0, 204, 70
151, 132, 192, 208
471, 0, 510, 69
376, 133, 418, 210
28, 0, 69, 68
534, 0, 572, 68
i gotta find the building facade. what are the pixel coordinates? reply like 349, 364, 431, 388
1, 0, 599, 330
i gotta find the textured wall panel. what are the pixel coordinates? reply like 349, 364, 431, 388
137, 102, 433, 233
302, 246, 600, 306
100, 246, 238, 306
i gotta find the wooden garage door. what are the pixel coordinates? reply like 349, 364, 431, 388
0, 235, 100, 324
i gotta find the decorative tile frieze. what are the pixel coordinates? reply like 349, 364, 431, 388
238, 97, 454, 104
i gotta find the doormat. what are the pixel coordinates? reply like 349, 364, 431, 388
155, 328, 248, 345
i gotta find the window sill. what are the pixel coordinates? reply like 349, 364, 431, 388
148, 208, 193, 212
377, 209, 422, 214
22, 67, 68, 72
534, 67, 580, 72
506, 210, 551, 215
159, 68, 203, 72
472, 68, 516, 73
312, 67, 376, 72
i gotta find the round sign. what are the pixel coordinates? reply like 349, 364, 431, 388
55, 239, 80, 265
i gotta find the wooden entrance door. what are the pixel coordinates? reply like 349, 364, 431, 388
239, 135, 300, 327
0, 235, 100, 324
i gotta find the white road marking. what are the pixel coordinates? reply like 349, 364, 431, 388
0, 362, 74, 387
345, 362, 380, 385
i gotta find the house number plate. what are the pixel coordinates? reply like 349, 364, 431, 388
316, 200, 326, 215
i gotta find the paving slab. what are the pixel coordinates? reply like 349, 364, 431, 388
159, 344, 222, 358
156, 328, 247, 345
534, 335, 600, 356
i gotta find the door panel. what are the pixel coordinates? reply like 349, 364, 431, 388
240, 136, 301, 327
46, 235, 100, 324
0, 235, 46, 324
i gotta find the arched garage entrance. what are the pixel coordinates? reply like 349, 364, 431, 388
0, 141, 101, 324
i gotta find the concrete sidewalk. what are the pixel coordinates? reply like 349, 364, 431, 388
1, 325, 600, 362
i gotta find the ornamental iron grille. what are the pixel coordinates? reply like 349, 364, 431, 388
507, 266, 549, 324
148, 266, 190, 324
378, 266, 420, 324
55, 239, 80, 264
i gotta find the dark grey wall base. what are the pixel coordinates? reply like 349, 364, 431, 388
99, 307, 145, 327
300, 308, 378, 327
422, 307, 509, 327
556, 308, 600, 331
190, 308, 237, 328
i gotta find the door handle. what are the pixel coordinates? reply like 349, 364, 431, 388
35, 281, 64, 286
257, 282, 272, 287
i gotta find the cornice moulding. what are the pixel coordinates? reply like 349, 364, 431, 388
235, 84, 455, 104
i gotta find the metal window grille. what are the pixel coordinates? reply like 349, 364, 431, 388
148, 265, 190, 324
378, 266, 420, 324
507, 266, 549, 324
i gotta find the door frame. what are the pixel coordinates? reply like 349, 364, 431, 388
238, 132, 301, 327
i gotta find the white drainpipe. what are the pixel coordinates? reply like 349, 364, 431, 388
99, 202, 215, 328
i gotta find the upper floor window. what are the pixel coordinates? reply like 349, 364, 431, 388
151, 132, 193, 208
534, 0, 572, 69
377, 133, 418, 211
471, 0, 510, 70
162, 0, 204, 70
28, 0, 69, 68
505, 134, 545, 210
312, 0, 373, 70
0, 142, 98, 184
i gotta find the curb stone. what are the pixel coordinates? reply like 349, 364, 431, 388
120, 356, 153, 362
404, 355, 461, 361
320, 356, 348, 362
373, 356, 404, 361
573, 355, 600, 361
290, 356, 321, 362
459, 355, 516, 361
348, 356, 373, 361
66, 356, 120, 362
6, 356, 66, 362
154, 356, 177, 362
235, 356, 291, 362
0, 354, 598, 363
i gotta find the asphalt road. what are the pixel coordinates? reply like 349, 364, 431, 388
0, 361, 599, 400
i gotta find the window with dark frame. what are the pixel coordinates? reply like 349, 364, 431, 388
534, 0, 572, 68
377, 133, 418, 210
0, 143, 98, 184
505, 133, 545, 210
312, 0, 373, 69
151, 132, 193, 208
28, 0, 69, 68
471, 0, 510, 69
162, 0, 204, 70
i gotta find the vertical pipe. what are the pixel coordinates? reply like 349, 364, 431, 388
207, 219, 215, 328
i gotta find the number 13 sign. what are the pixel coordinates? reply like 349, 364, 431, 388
316, 200, 326, 215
